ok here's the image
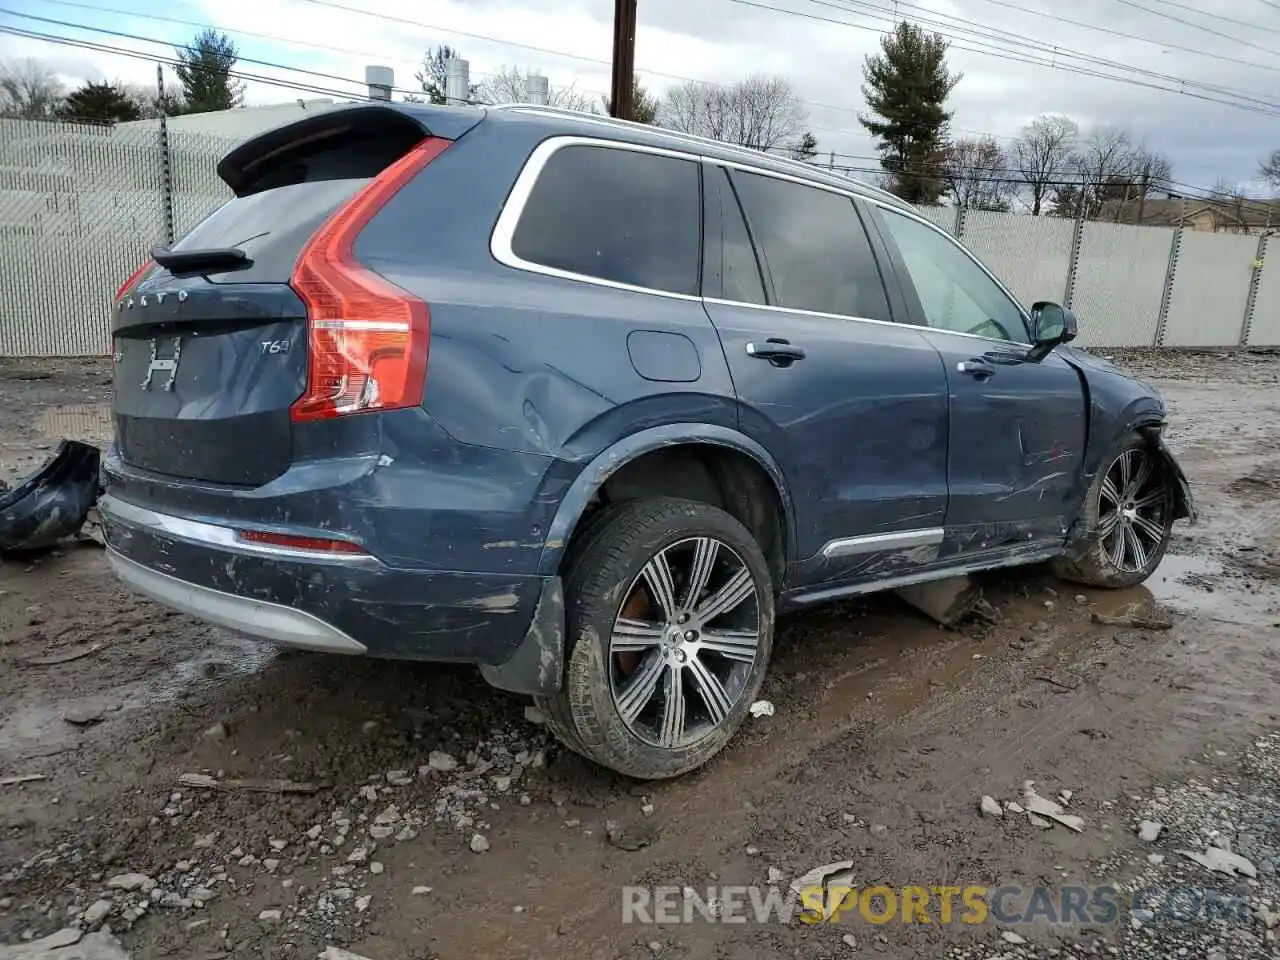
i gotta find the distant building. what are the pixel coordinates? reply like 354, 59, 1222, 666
1098, 197, 1280, 235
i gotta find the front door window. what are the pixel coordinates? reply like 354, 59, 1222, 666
879, 210, 1029, 344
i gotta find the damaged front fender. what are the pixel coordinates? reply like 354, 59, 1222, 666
0, 440, 101, 552
1140, 426, 1197, 523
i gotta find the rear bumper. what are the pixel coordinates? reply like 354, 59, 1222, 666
106, 547, 366, 654
99, 494, 545, 664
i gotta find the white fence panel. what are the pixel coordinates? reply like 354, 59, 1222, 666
1247, 237, 1280, 347
1162, 231, 1256, 347
0, 120, 163, 357
1069, 221, 1171, 347
913, 204, 956, 235
168, 129, 235, 238
961, 210, 1074, 310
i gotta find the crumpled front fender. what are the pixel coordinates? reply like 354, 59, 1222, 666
1140, 426, 1197, 523
0, 440, 102, 552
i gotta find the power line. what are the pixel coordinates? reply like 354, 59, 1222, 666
958, 0, 1280, 76
737, 0, 1280, 119
785, 0, 1280, 114
1108, 0, 1280, 56
0, 24, 463, 105
32, 0, 604, 99
0, 8, 429, 100
293, 0, 894, 122
1138, 0, 1280, 38
820, 0, 1280, 112
0, 5, 864, 137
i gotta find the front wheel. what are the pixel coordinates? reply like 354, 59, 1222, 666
1053, 433, 1176, 588
536, 497, 775, 780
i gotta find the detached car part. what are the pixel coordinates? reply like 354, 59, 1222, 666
0, 440, 102, 552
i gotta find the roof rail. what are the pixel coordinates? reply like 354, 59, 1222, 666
490, 103, 911, 210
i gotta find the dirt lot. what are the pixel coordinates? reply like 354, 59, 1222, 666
1, 350, 1279, 960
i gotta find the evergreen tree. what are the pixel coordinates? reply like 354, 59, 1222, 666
602, 78, 659, 124
859, 22, 960, 204
416, 44, 478, 104
60, 81, 141, 124
175, 29, 244, 114
788, 131, 819, 162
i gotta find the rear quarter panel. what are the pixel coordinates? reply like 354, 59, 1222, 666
353, 116, 739, 569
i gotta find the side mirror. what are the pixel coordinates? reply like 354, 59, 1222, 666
1027, 301, 1078, 361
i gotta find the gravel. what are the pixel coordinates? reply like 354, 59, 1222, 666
943, 732, 1280, 959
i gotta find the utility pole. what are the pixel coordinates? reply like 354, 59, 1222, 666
609, 0, 637, 120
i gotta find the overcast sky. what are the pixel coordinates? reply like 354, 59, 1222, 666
2, 0, 1278, 195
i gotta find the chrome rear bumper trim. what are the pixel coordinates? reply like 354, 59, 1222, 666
99, 494, 378, 566
106, 548, 367, 654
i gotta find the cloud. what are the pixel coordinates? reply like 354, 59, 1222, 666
1, 0, 1276, 191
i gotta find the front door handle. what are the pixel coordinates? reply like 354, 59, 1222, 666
957, 359, 994, 378
746, 339, 806, 366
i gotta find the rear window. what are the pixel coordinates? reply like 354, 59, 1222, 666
172, 180, 365, 284
510, 145, 701, 296
731, 170, 890, 320
173, 112, 430, 283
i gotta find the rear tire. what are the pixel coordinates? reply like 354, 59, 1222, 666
536, 497, 775, 780
1053, 432, 1176, 588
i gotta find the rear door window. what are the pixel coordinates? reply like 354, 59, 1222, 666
510, 145, 701, 296
729, 169, 890, 321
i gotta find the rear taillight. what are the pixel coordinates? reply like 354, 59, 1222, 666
289, 137, 451, 422
115, 258, 154, 300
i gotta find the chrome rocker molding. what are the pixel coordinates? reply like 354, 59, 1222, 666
820, 528, 945, 559
106, 548, 367, 654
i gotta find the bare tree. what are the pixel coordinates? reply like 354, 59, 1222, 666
476, 65, 596, 113
1011, 114, 1077, 216
1260, 149, 1280, 188
941, 136, 1013, 210
1127, 145, 1173, 223
659, 74, 807, 151
0, 58, 64, 119
1073, 126, 1134, 220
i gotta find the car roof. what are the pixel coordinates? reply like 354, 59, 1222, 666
384, 100, 914, 213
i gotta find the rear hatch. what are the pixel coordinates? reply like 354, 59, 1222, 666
112, 104, 478, 487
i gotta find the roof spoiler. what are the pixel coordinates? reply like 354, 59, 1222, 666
216, 102, 486, 196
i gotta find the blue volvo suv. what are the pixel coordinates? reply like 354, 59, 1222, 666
103, 102, 1194, 779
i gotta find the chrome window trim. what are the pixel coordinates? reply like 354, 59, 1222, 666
100, 494, 381, 567
490, 135, 1031, 350
867, 199, 1034, 345
489, 103, 911, 211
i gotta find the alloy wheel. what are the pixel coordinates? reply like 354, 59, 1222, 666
608, 536, 762, 749
1098, 447, 1169, 574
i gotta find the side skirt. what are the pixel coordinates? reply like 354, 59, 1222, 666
780, 542, 1064, 610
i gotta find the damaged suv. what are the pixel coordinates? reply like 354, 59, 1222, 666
103, 102, 1194, 779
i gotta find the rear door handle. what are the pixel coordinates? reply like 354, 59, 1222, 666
957, 359, 994, 378
746, 339, 806, 366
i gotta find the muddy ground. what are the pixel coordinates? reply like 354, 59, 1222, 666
1, 350, 1279, 960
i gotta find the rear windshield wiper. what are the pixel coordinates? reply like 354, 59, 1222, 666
151, 245, 253, 274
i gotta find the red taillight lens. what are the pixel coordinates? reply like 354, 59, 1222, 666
290, 137, 451, 422
236, 529, 369, 555
115, 258, 154, 300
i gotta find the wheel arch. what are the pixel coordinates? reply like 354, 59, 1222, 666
536, 424, 797, 582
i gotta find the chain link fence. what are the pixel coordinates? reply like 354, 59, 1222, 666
0, 115, 1277, 356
